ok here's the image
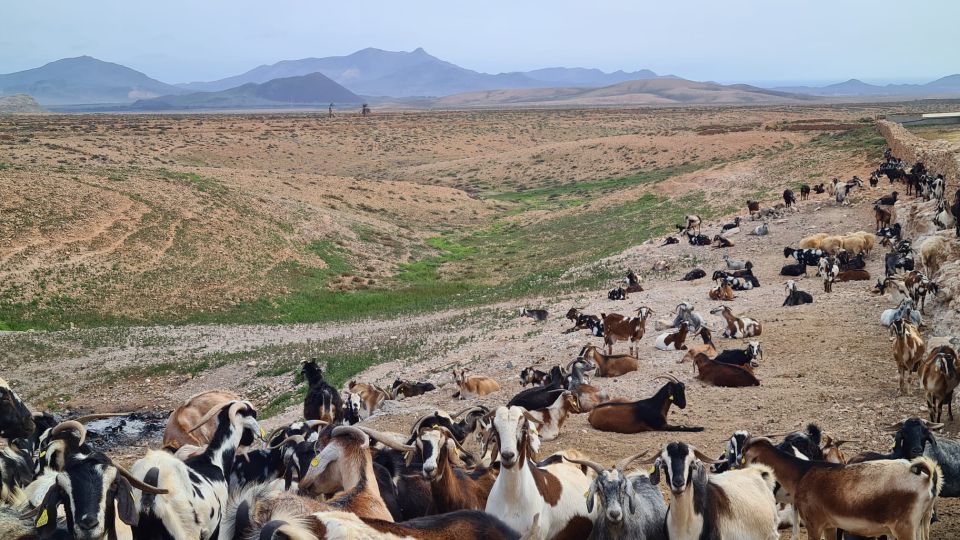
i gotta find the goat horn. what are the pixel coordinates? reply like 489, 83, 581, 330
269, 435, 305, 449
522, 411, 544, 427
51, 420, 87, 446
186, 401, 234, 434
615, 450, 651, 471
693, 449, 723, 465
563, 456, 606, 475
354, 425, 414, 452
451, 405, 486, 419
303, 420, 329, 430
114, 463, 169, 495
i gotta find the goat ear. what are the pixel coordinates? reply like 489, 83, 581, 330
115, 475, 139, 526
625, 479, 637, 514
648, 459, 661, 485
30, 483, 61, 538
585, 480, 597, 513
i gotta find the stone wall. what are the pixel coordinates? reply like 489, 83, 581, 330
877, 120, 960, 336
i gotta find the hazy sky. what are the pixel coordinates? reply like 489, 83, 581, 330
3, 0, 958, 86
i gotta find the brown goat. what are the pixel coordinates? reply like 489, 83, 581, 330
680, 328, 717, 364
161, 389, 240, 450
576, 345, 638, 377
416, 426, 498, 512
348, 381, 390, 419
834, 269, 871, 282
452, 369, 501, 399
891, 319, 926, 396
708, 281, 736, 301
918, 345, 960, 422
875, 206, 893, 229
601, 306, 652, 355
691, 352, 759, 387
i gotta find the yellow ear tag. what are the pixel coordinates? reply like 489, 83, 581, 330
39, 451, 46, 458
740, 456, 745, 465
260, 428, 266, 439
36, 509, 48, 528
668, 395, 674, 401
648, 466, 656, 474
311, 457, 319, 467
584, 490, 590, 499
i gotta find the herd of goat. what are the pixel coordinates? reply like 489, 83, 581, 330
0, 150, 958, 539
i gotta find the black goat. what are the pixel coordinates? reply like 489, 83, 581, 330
661, 236, 680, 246
713, 342, 762, 367
302, 359, 342, 423
681, 268, 706, 281
608, 287, 627, 300
876, 191, 899, 206
0, 380, 36, 441
779, 262, 807, 277
687, 232, 711, 246
783, 188, 796, 207
721, 216, 741, 231
392, 379, 437, 399
813, 183, 825, 194
800, 184, 810, 200
837, 250, 866, 271
782, 281, 813, 306
507, 366, 565, 411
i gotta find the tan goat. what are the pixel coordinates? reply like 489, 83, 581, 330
162, 389, 241, 450
918, 345, 960, 422
452, 369, 501, 399
891, 319, 926, 397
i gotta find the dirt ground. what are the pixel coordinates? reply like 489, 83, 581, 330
2, 107, 959, 537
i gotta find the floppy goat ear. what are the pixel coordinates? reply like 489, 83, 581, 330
585, 480, 597, 513
27, 482, 62, 539
648, 458, 661, 485
114, 475, 140, 526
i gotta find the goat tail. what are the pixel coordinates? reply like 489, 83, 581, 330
909, 457, 944, 498
256, 519, 316, 540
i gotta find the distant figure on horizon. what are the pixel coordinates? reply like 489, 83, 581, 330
328, 103, 334, 117
361, 103, 370, 116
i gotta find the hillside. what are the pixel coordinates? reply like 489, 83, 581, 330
777, 75, 960, 97
132, 73, 361, 110
0, 94, 44, 113
434, 78, 820, 107
178, 47, 665, 97
0, 56, 185, 105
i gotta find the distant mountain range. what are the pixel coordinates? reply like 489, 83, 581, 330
0, 56, 186, 105
133, 72, 360, 110
433, 78, 820, 108
1, 49, 959, 110
177, 47, 665, 97
775, 75, 960, 97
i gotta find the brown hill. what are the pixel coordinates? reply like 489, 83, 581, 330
434, 78, 820, 108
0, 94, 44, 113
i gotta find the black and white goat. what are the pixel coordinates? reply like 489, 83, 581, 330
783, 247, 823, 266
301, 359, 341, 424
782, 280, 813, 306
130, 401, 262, 540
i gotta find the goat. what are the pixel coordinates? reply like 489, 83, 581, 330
623, 270, 644, 293
749, 222, 769, 236
641, 442, 778, 540
813, 183, 826, 194
484, 406, 594, 539
708, 280, 736, 301
563, 308, 603, 336
29, 446, 167, 540
661, 236, 679, 246
713, 341, 763, 368
413, 426, 497, 513
710, 305, 761, 338
519, 364, 552, 387
391, 378, 437, 399
347, 381, 389, 419
587, 375, 703, 433
800, 184, 810, 200
607, 287, 626, 300
161, 389, 241, 450
837, 249, 866, 271
508, 366, 566, 411
692, 352, 760, 387
712, 269, 759, 288
564, 453, 667, 540
522, 391, 581, 441
662, 302, 707, 333
721, 216, 742, 232
131, 401, 262, 540
679, 327, 717, 364
576, 345, 637, 377
877, 222, 902, 244
601, 306, 652, 355
835, 268, 871, 282
677, 214, 701, 235
835, 177, 863, 205
782, 280, 813, 306
904, 270, 939, 313
933, 198, 955, 230
742, 436, 941, 540
686, 232, 711, 246
876, 191, 899, 206
891, 318, 926, 396
869, 418, 960, 498
0, 380, 37, 443
712, 235, 734, 248
799, 233, 828, 250
519, 308, 548, 322
723, 255, 751, 271
783, 188, 796, 207
952, 188, 960, 237
779, 262, 807, 277
452, 369, 500, 399
302, 360, 342, 423
783, 246, 824, 266
654, 321, 691, 351
564, 360, 607, 412
747, 200, 761, 217
680, 268, 706, 281
875, 204, 893, 229
918, 346, 960, 423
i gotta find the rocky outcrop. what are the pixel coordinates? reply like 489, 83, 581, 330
0, 94, 44, 114
878, 120, 960, 336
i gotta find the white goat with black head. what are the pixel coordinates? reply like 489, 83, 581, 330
129, 400, 262, 540
484, 406, 595, 539
563, 453, 667, 540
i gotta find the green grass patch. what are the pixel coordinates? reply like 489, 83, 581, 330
308, 241, 352, 275
158, 169, 227, 194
